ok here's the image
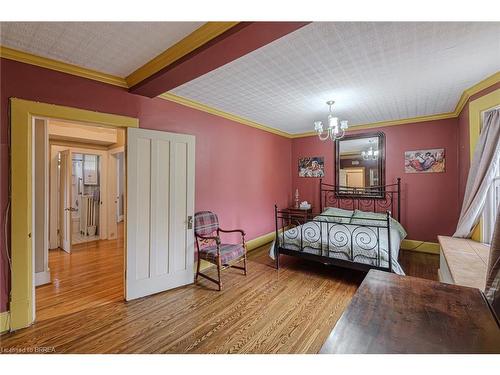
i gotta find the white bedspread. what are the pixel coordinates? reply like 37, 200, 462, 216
269, 221, 405, 275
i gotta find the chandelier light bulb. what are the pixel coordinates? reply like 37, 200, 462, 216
314, 121, 323, 132
313, 100, 348, 142
362, 146, 379, 160
328, 116, 338, 128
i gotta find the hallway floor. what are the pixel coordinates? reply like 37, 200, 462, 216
71, 231, 100, 245
36, 224, 124, 322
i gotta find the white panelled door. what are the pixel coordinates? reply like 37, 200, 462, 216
59, 149, 72, 253
126, 128, 195, 300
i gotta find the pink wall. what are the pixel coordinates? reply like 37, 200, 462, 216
292, 119, 460, 243
1, 56, 497, 315
0, 58, 293, 313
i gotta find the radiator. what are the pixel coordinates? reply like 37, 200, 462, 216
79, 195, 97, 235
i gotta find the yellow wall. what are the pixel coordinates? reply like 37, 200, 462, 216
0, 311, 10, 333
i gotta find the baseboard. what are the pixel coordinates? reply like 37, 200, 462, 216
9, 296, 33, 331
35, 270, 51, 286
243, 233, 441, 255
199, 260, 213, 272
0, 311, 10, 334
246, 231, 276, 251
401, 239, 440, 254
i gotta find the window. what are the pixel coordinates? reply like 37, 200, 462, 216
481, 106, 500, 244
483, 161, 500, 244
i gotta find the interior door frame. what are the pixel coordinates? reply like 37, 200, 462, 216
50, 145, 110, 249
59, 148, 73, 253
108, 146, 125, 241
32, 118, 50, 287
9, 98, 138, 331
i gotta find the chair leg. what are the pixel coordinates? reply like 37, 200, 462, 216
217, 257, 223, 291
243, 252, 248, 276
195, 253, 201, 283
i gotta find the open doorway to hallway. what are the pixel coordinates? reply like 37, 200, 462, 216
9, 98, 194, 332
33, 118, 126, 322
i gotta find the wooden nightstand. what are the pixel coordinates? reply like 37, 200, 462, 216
283, 207, 313, 225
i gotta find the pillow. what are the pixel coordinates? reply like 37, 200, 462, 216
351, 210, 407, 239
350, 210, 386, 226
314, 207, 354, 224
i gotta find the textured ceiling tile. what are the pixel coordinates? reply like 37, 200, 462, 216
172, 22, 499, 133
1, 22, 498, 133
0, 21, 204, 76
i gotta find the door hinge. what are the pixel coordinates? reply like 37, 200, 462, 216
187, 216, 193, 229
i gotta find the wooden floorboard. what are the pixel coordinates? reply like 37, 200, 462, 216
0, 235, 439, 353
35, 224, 125, 323
398, 249, 440, 281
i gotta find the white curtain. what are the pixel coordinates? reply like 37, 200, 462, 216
485, 208, 500, 315
454, 108, 500, 238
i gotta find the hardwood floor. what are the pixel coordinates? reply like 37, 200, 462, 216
35, 226, 124, 322
0, 239, 438, 353
398, 249, 440, 281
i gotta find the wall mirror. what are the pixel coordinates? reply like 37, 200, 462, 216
335, 132, 385, 198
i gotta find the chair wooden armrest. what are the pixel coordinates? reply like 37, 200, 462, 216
219, 228, 246, 236
218, 228, 246, 248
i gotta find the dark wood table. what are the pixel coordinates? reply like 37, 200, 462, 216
283, 206, 313, 225
320, 269, 500, 354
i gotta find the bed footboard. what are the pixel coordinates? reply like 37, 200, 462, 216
273, 206, 394, 273
273, 179, 401, 273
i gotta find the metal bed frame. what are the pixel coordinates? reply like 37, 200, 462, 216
274, 178, 401, 273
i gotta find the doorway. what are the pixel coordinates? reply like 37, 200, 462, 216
35, 120, 126, 321
69, 153, 101, 245
341, 167, 366, 188
57, 151, 104, 250
10, 99, 196, 331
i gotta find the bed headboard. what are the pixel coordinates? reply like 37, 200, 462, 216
319, 178, 401, 222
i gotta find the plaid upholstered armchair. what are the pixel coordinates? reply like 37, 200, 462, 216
194, 211, 248, 290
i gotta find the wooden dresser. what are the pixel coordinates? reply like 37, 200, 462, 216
320, 270, 500, 354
